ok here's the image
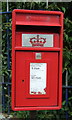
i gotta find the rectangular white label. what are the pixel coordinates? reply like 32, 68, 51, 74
30, 63, 47, 95
22, 34, 53, 47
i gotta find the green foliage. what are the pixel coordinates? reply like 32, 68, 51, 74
2, 1, 72, 119
11, 111, 30, 119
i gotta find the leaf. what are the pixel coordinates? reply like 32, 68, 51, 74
62, 7, 66, 13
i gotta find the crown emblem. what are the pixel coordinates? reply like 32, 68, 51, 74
30, 35, 46, 47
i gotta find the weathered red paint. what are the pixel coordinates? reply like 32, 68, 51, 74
12, 9, 63, 111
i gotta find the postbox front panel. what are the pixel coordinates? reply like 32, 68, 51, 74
12, 10, 63, 110
15, 51, 58, 107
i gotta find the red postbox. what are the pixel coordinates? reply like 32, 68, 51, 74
12, 9, 63, 111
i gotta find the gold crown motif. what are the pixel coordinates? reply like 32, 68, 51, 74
30, 35, 46, 47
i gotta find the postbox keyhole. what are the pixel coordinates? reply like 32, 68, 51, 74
22, 80, 24, 82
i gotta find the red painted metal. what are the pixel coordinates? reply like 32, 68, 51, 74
12, 9, 63, 111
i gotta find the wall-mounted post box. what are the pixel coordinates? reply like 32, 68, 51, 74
12, 9, 63, 111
